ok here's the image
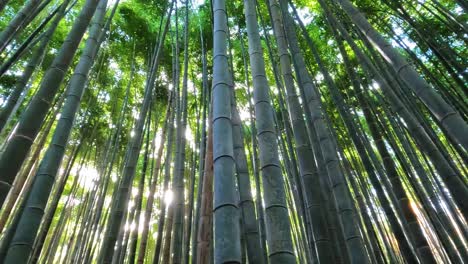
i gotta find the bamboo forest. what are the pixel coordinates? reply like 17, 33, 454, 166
0, 0, 467, 262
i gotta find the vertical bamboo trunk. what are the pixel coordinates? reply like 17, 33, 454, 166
0, 0, 70, 133
184, 145, 196, 264
332, 0, 468, 149
161, 204, 174, 264
322, 0, 468, 223
99, 3, 173, 262
0, 0, 42, 53
0, 0, 101, 209
126, 115, 152, 264
190, 28, 208, 262
171, 1, 189, 262
152, 99, 175, 264
0, 108, 58, 233
238, 29, 269, 264
196, 113, 213, 264
294, 3, 439, 262
136, 94, 172, 264
266, 0, 334, 262
278, 0, 370, 262
211, 0, 242, 263
243, 0, 296, 262
231, 101, 264, 263
0, 93, 67, 262
354, 76, 438, 262
0, 1, 68, 77
29, 137, 83, 263
1, 0, 107, 261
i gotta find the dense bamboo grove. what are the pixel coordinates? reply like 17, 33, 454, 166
0, 0, 466, 262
